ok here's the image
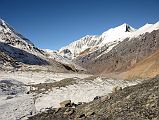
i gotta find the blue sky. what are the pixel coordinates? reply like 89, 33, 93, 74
0, 0, 159, 50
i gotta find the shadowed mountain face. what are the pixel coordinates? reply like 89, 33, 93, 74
76, 30, 159, 79
0, 19, 50, 67
0, 42, 78, 72
0, 42, 49, 65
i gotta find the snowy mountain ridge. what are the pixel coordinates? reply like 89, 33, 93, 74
0, 19, 86, 72
0, 18, 53, 68
0, 19, 34, 48
0, 19, 46, 58
0, 19, 33, 45
59, 22, 159, 59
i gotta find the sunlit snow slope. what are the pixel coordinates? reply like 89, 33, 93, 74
59, 22, 159, 59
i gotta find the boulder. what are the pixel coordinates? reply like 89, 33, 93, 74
112, 86, 122, 92
64, 108, 74, 115
77, 102, 86, 106
93, 96, 101, 100
54, 107, 61, 113
6, 96, 14, 100
101, 94, 111, 102
60, 100, 71, 107
86, 111, 95, 116
71, 102, 78, 108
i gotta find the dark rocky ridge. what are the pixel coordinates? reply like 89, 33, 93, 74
28, 76, 159, 120
0, 42, 49, 65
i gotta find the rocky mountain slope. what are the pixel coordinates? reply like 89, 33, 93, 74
79, 29, 159, 79
28, 76, 159, 120
0, 19, 82, 72
57, 21, 159, 79
68, 22, 159, 79
0, 19, 45, 57
122, 47, 159, 79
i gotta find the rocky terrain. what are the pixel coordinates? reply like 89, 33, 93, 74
28, 76, 159, 120
0, 71, 138, 120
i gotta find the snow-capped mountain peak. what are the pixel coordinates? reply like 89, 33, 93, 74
59, 23, 136, 59
102, 23, 135, 35
0, 19, 43, 56
0, 18, 34, 46
0, 19, 51, 66
131, 21, 159, 37
58, 22, 159, 59
101, 23, 136, 44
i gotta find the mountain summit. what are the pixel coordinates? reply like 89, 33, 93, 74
125, 23, 135, 32
59, 23, 135, 59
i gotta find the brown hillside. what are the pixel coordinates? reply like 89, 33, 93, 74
122, 49, 159, 79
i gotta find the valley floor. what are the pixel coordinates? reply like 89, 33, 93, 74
0, 71, 140, 120
0, 71, 91, 84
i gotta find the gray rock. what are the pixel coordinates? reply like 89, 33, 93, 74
112, 86, 122, 92
60, 100, 71, 107
64, 108, 74, 115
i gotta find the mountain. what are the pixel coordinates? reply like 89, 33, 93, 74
0, 19, 81, 72
58, 21, 159, 79
59, 23, 136, 59
79, 22, 159, 79
1, 19, 159, 77
59, 22, 159, 60
0, 19, 48, 66
0, 19, 42, 54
